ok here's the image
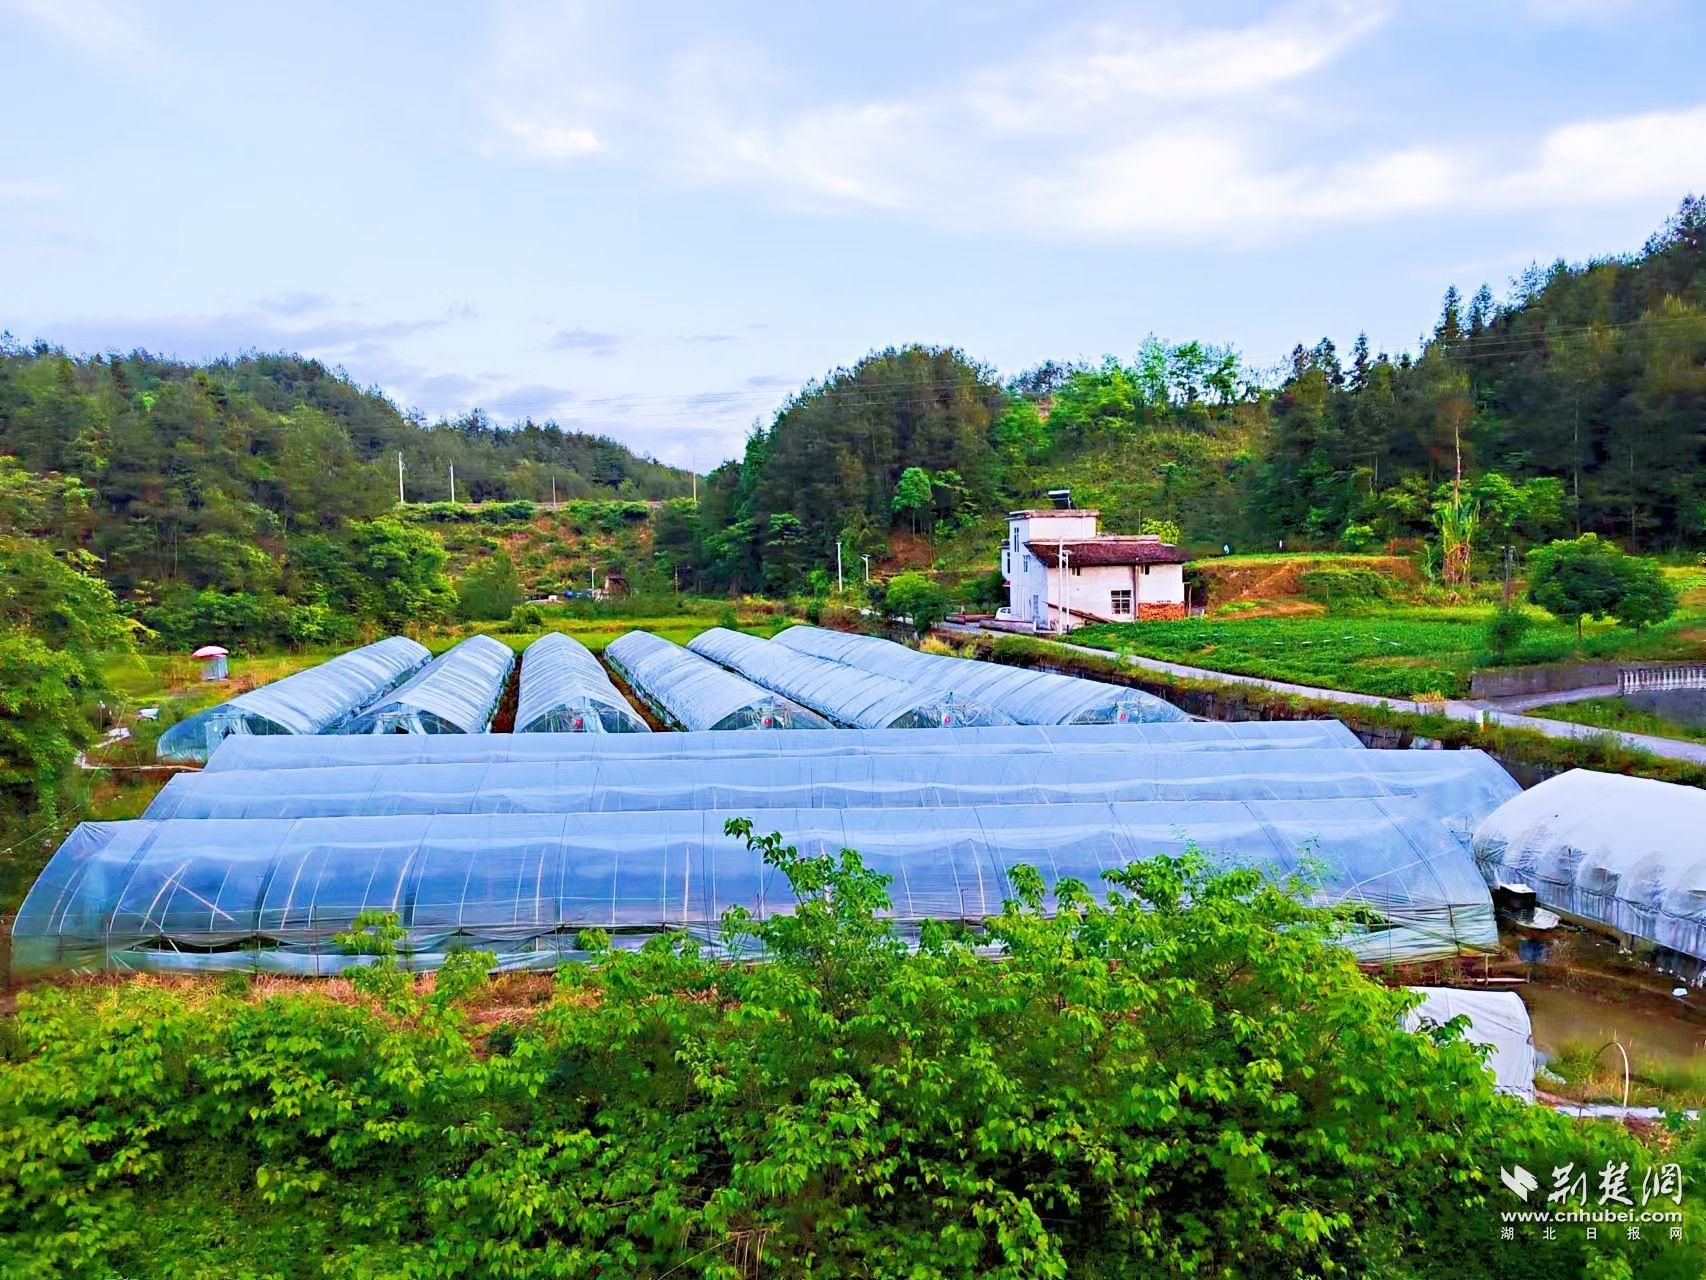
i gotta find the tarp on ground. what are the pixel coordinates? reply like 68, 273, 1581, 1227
689, 628, 1011, 728
1473, 769, 1706, 973
515, 633, 648, 733
338, 635, 513, 735
774, 625, 1188, 724
605, 631, 829, 731
202, 720, 1365, 772
147, 748, 1516, 844
14, 797, 1496, 976
1404, 987, 1537, 1101
154, 636, 431, 763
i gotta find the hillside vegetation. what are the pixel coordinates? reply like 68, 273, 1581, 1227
667, 199, 1704, 593
0, 345, 692, 646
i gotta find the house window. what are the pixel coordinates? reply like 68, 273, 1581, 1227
1070, 565, 1082, 576
1110, 589, 1133, 616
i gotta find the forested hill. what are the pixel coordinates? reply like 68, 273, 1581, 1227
663, 198, 1706, 594
0, 345, 692, 640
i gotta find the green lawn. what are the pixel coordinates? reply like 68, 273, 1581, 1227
1537, 695, 1706, 745
1071, 606, 1706, 700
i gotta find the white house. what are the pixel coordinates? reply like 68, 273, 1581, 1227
996, 508, 1188, 632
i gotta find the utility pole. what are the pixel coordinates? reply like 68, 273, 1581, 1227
836, 539, 843, 594
860, 554, 871, 586
1503, 545, 1515, 604
449, 463, 456, 504
1060, 545, 1071, 634
397, 451, 405, 505
551, 476, 557, 509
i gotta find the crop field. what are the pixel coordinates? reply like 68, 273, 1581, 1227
1072, 605, 1706, 700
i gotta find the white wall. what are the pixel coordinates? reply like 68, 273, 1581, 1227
1000, 511, 1184, 629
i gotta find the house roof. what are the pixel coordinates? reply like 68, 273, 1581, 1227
1025, 537, 1189, 568
1007, 508, 1099, 519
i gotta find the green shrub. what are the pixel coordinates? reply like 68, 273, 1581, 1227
1341, 523, 1379, 552
1300, 566, 1395, 607
0, 840, 1694, 1277
509, 603, 545, 629
455, 549, 525, 622
1480, 606, 1535, 665
479, 500, 537, 525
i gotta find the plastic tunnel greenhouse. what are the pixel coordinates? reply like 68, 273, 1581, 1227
774, 625, 1189, 725
689, 628, 1011, 729
605, 631, 830, 731
154, 636, 431, 763
145, 747, 1518, 841
14, 798, 1497, 976
515, 633, 648, 733
1473, 769, 1706, 977
201, 719, 1364, 772
338, 635, 514, 735
1404, 988, 1536, 1100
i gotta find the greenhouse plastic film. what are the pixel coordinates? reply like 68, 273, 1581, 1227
339, 635, 514, 735
15, 798, 1495, 976
515, 633, 648, 733
149, 748, 1517, 843
1404, 987, 1536, 1100
202, 720, 1364, 772
604, 631, 829, 731
689, 628, 1011, 729
154, 636, 431, 763
1473, 769, 1706, 972
774, 625, 1189, 725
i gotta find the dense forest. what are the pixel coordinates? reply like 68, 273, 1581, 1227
0, 345, 692, 642
663, 198, 1705, 592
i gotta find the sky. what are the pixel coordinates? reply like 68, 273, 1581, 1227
3, 0, 1704, 471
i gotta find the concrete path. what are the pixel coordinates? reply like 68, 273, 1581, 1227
946, 625, 1706, 767
1478, 684, 1621, 713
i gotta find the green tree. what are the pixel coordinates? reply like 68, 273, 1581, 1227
882, 570, 950, 634
1526, 534, 1635, 642
455, 547, 525, 621
0, 463, 134, 823
1613, 555, 1679, 632
345, 517, 458, 631
890, 465, 934, 534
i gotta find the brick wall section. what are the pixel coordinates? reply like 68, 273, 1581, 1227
1137, 602, 1187, 622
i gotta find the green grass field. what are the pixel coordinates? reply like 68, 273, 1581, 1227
1537, 695, 1706, 745
1072, 605, 1706, 700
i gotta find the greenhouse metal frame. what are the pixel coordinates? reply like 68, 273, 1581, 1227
689, 628, 1010, 729
515, 633, 648, 733
339, 634, 514, 735
202, 719, 1364, 772
154, 636, 431, 763
146, 747, 1517, 842
774, 625, 1189, 725
14, 797, 1497, 976
605, 631, 830, 731
1473, 768, 1706, 974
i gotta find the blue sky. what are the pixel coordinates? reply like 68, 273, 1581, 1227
3, 0, 1703, 469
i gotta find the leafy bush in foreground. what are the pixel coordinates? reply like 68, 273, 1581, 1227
0, 833, 1697, 1278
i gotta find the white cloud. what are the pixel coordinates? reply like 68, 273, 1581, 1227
1494, 104, 1706, 207
3, 0, 161, 63
477, 3, 1704, 245
497, 114, 603, 159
